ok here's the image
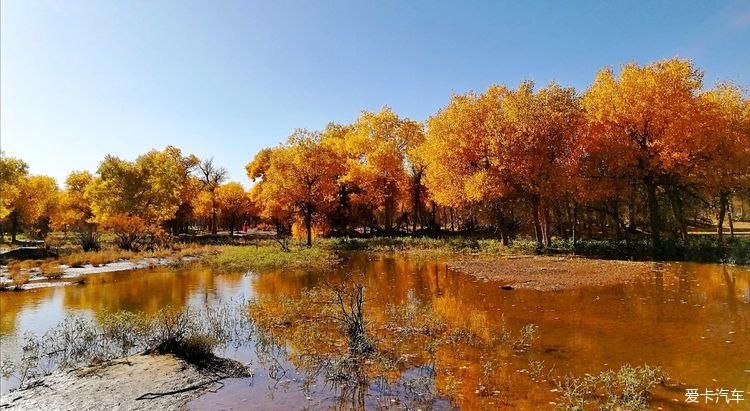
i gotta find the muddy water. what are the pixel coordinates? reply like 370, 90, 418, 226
1, 254, 748, 409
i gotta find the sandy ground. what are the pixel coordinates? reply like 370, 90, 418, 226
449, 255, 659, 291
0, 256, 197, 290
0, 354, 250, 411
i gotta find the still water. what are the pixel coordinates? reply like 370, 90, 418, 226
1, 253, 748, 409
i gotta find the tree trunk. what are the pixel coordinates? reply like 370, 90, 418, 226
728, 197, 735, 239
668, 189, 688, 242
10, 213, 18, 243
304, 212, 313, 247
627, 190, 638, 233
543, 204, 552, 247
571, 203, 578, 245
644, 176, 661, 249
210, 194, 218, 236
531, 197, 543, 247
717, 192, 728, 245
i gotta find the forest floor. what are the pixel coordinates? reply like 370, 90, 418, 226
449, 255, 660, 291
0, 354, 250, 411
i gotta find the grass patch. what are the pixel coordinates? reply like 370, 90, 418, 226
204, 243, 338, 272
320, 235, 750, 264
549, 236, 750, 264
321, 236, 537, 256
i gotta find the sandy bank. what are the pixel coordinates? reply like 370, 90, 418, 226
449, 255, 660, 291
0, 354, 250, 410
0, 256, 197, 291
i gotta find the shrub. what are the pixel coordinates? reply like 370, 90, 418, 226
40, 261, 63, 279
554, 364, 668, 411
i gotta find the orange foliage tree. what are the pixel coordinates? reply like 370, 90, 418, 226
248, 130, 344, 246
579, 58, 710, 247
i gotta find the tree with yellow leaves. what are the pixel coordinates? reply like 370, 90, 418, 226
249, 130, 343, 246
340, 108, 414, 233
88, 146, 196, 250
580, 58, 708, 247
0, 153, 29, 242
54, 171, 100, 250
700, 83, 750, 243
216, 182, 253, 236
8, 175, 60, 240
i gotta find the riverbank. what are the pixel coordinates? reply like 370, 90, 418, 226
449, 255, 659, 291
0, 354, 251, 411
322, 235, 750, 264
0, 256, 198, 291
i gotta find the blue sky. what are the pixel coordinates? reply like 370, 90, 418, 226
2, 0, 749, 186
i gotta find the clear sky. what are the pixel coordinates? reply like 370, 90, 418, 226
2, 1, 749, 186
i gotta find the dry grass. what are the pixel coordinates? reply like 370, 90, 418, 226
57, 244, 218, 268
5, 264, 30, 289
40, 261, 64, 279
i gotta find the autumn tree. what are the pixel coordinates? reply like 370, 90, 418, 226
580, 58, 708, 247
196, 158, 228, 235
88, 146, 195, 250
54, 171, 100, 250
0, 154, 29, 242
498, 82, 581, 246
216, 182, 253, 236
8, 176, 60, 240
249, 130, 343, 246
421, 85, 529, 243
700, 83, 750, 243
400, 119, 429, 232
340, 108, 412, 233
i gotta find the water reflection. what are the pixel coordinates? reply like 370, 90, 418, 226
1, 254, 748, 409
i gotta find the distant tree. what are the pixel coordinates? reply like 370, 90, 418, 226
340, 108, 412, 233
9, 175, 60, 240
88, 146, 195, 250
54, 171, 100, 250
216, 182, 253, 236
0, 154, 29, 241
196, 158, 228, 235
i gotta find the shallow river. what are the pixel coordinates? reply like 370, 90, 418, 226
1, 253, 749, 409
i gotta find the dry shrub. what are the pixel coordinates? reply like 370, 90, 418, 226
40, 261, 63, 279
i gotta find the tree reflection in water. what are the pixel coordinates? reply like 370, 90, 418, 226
248, 278, 539, 409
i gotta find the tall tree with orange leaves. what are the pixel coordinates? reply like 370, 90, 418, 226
580, 58, 708, 247
248, 130, 343, 246
700, 83, 750, 243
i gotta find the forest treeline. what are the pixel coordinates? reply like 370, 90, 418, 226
1, 58, 749, 252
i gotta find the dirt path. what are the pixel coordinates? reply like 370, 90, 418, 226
449, 255, 660, 291
0, 354, 249, 410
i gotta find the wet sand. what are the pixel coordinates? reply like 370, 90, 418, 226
449, 255, 659, 291
0, 354, 250, 411
0, 256, 197, 291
